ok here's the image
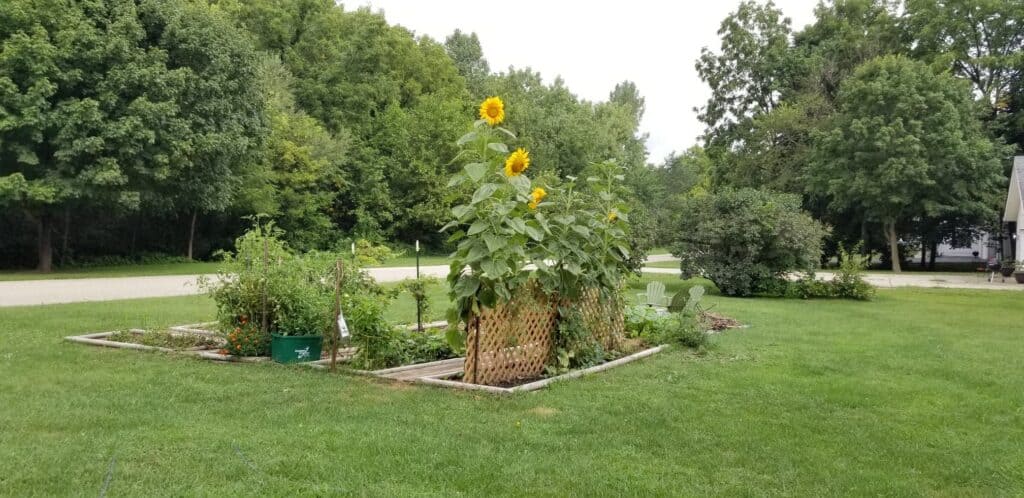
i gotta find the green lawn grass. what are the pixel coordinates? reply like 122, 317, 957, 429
1, 285, 1022, 495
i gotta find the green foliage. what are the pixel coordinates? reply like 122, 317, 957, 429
673, 188, 828, 297
770, 245, 874, 300
695, 0, 796, 151
623, 305, 707, 349
107, 329, 221, 350
346, 291, 454, 370
624, 305, 672, 338
548, 308, 605, 375
397, 275, 442, 324
202, 220, 388, 354
830, 244, 875, 300
224, 321, 271, 356
811, 55, 1004, 271
0, 0, 267, 269
347, 239, 400, 266
442, 102, 635, 361
656, 313, 708, 349
345, 293, 401, 369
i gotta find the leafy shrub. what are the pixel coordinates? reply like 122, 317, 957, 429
346, 293, 402, 369
831, 245, 874, 300
783, 274, 834, 299
550, 307, 605, 373
656, 313, 707, 349
397, 275, 441, 324
224, 321, 271, 356
672, 188, 828, 297
202, 221, 391, 356
770, 245, 874, 300
397, 329, 455, 364
624, 305, 673, 338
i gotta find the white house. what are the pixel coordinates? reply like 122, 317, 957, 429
1004, 156, 1024, 262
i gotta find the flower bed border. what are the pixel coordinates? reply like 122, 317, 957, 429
66, 321, 665, 394
413, 345, 667, 394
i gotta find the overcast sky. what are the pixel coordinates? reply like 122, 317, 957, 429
357, 0, 820, 163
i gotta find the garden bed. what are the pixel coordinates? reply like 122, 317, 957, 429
67, 320, 672, 393
413, 345, 667, 394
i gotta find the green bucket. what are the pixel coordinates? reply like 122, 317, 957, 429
271, 334, 323, 363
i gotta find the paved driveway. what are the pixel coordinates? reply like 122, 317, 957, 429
0, 256, 683, 307
0, 265, 451, 307
641, 267, 1024, 292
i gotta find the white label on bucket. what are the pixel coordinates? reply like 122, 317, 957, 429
337, 312, 350, 339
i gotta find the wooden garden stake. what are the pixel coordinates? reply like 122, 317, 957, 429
330, 259, 345, 372
261, 235, 268, 336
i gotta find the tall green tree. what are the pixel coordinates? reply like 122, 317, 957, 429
695, 0, 796, 154
906, 0, 1024, 152
444, 29, 490, 99
811, 55, 1003, 272
0, 0, 265, 270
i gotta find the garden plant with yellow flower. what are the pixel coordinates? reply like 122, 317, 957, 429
478, 96, 505, 126
505, 148, 530, 177
442, 97, 636, 362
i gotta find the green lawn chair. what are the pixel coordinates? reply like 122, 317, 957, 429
638, 281, 668, 309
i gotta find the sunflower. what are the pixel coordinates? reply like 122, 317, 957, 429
504, 148, 530, 177
607, 211, 618, 222
479, 96, 505, 126
528, 187, 546, 209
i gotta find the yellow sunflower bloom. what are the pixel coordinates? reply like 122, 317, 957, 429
607, 211, 618, 222
528, 187, 546, 209
479, 96, 505, 126
504, 148, 530, 177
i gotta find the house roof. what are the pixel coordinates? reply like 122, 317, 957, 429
1005, 156, 1024, 222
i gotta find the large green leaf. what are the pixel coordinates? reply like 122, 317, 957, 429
464, 162, 487, 182
524, 225, 544, 242
570, 225, 591, 237
483, 233, 507, 252
471, 183, 500, 204
467, 220, 488, 235
446, 174, 466, 188
507, 217, 527, 234
487, 142, 508, 154
456, 131, 477, 145
453, 274, 480, 298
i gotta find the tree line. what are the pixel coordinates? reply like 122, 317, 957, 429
0, 0, 649, 271
647, 0, 1023, 271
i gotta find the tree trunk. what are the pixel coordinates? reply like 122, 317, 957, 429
928, 240, 938, 271
919, 237, 927, 269
187, 210, 198, 260
60, 208, 71, 267
885, 219, 901, 273
860, 219, 869, 255
37, 213, 53, 273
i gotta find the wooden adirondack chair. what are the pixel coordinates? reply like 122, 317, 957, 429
638, 281, 667, 308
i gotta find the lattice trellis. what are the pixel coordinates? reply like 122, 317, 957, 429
463, 284, 624, 386
575, 288, 625, 352
463, 287, 556, 386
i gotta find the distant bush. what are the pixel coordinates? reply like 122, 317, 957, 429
771, 245, 874, 300
672, 188, 828, 297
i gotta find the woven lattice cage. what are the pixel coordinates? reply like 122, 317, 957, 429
463, 285, 556, 385
574, 288, 625, 352
463, 284, 625, 386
